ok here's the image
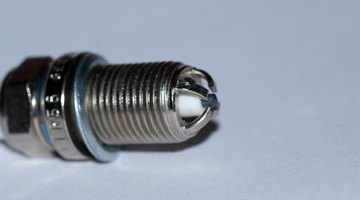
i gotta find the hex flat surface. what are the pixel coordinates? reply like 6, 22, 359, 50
0, 1, 360, 199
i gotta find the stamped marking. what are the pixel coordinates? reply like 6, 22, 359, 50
43, 55, 87, 160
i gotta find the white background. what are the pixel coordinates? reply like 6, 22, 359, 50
1, 0, 360, 199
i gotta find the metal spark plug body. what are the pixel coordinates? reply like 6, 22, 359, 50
0, 53, 219, 162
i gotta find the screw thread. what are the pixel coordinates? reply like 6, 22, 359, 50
85, 62, 193, 145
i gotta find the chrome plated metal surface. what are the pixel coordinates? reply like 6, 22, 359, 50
85, 62, 219, 145
0, 52, 219, 162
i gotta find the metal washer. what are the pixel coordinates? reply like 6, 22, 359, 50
66, 53, 119, 162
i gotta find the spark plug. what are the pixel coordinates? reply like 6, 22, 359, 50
0, 53, 219, 162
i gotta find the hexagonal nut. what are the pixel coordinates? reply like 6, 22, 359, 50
1, 57, 52, 134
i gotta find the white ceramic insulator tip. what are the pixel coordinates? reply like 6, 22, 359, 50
177, 95, 205, 118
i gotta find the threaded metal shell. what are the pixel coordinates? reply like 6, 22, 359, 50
85, 62, 192, 145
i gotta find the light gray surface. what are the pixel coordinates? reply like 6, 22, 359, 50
1, 0, 360, 199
